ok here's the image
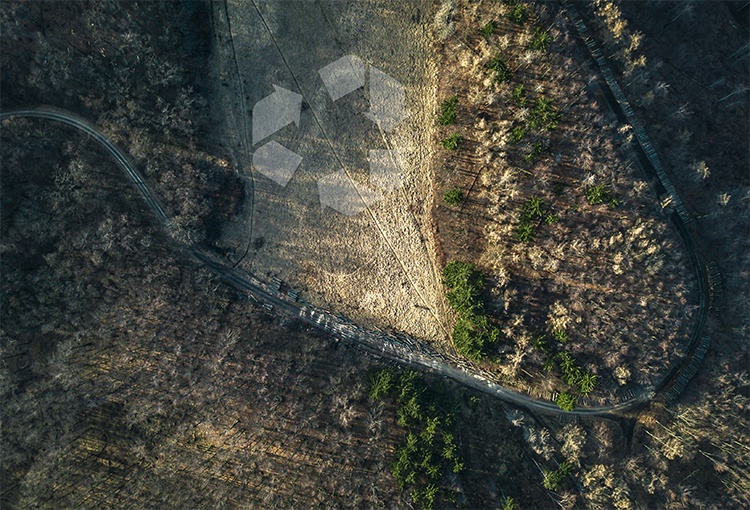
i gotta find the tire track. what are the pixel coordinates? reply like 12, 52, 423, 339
218, 0, 255, 267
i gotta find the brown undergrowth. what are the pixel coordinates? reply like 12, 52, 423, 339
431, 0, 697, 400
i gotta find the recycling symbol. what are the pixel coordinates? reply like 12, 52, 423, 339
251, 55, 409, 216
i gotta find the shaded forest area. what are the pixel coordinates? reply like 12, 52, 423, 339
0, 2, 553, 509
1, 0, 749, 509
0, 120, 554, 509
0, 116, 404, 506
1, 0, 243, 246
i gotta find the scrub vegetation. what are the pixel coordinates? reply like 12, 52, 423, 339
1, 0, 747, 509
432, 0, 699, 407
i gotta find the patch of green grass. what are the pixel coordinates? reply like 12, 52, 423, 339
443, 188, 463, 205
507, 3, 527, 25
487, 54, 512, 84
439, 95, 458, 126
480, 20, 497, 39
442, 132, 463, 150
584, 184, 619, 208
530, 27, 551, 51
509, 126, 526, 145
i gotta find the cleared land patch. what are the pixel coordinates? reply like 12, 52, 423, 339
211, 0, 454, 346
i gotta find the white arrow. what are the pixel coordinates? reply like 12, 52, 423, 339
252, 141, 302, 187
252, 85, 302, 145
318, 55, 365, 102
365, 67, 409, 132
318, 169, 383, 216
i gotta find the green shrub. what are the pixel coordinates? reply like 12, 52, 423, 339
521, 196, 545, 220
543, 347, 600, 397
530, 27, 551, 51
507, 3, 527, 25
584, 184, 618, 208
531, 333, 549, 353
524, 141, 547, 162
552, 351, 599, 396
543, 460, 573, 490
439, 95, 458, 126
512, 84, 527, 106
368, 368, 395, 400
443, 188, 463, 205
509, 126, 526, 145
584, 184, 607, 205
480, 20, 497, 39
514, 196, 555, 243
528, 96, 560, 131
514, 223, 535, 243
453, 315, 500, 361
552, 182, 565, 196
468, 395, 480, 410
576, 371, 599, 396
487, 54, 512, 84
552, 329, 568, 343
443, 261, 481, 290
443, 261, 483, 313
555, 391, 577, 412
442, 261, 500, 360
557, 351, 580, 385
384, 369, 463, 508
542, 354, 557, 371
442, 132, 463, 150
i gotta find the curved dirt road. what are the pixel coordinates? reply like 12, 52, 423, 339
1, 106, 653, 416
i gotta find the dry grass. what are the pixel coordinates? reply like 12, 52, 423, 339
431, 0, 697, 397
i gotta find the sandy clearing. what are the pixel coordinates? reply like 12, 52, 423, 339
210, 0, 454, 346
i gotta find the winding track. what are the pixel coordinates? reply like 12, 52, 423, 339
0, 4, 712, 415
0, 106, 650, 417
